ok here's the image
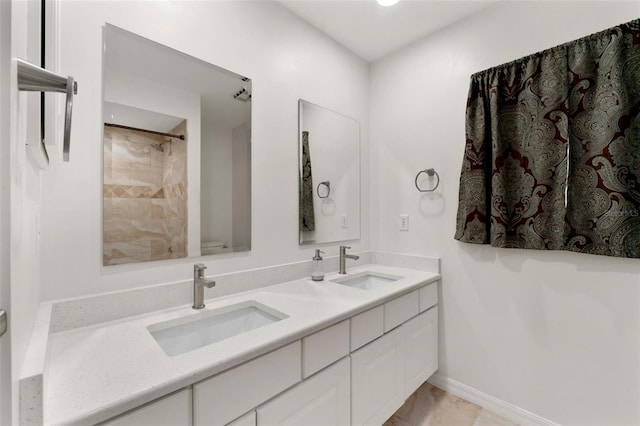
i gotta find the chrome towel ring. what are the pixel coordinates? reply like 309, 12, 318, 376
317, 181, 331, 198
415, 168, 440, 192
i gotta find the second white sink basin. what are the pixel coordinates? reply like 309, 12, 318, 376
330, 271, 401, 290
148, 301, 287, 356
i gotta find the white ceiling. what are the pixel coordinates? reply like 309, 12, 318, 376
278, 0, 498, 62
103, 102, 184, 133
104, 25, 251, 131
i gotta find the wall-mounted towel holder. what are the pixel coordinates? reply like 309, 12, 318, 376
17, 59, 78, 162
317, 181, 331, 198
415, 168, 440, 192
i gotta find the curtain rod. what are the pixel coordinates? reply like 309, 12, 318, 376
104, 123, 185, 140
471, 17, 640, 79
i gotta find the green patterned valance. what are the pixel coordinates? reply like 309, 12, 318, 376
455, 18, 640, 258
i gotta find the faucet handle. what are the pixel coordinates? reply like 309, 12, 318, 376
194, 263, 207, 271
340, 245, 351, 251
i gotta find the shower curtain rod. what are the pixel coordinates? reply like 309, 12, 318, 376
104, 123, 185, 140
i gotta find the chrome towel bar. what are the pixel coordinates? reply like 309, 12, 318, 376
17, 59, 78, 162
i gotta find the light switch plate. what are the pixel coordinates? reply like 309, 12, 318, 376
400, 214, 409, 231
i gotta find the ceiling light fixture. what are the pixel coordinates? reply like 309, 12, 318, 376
377, 0, 399, 6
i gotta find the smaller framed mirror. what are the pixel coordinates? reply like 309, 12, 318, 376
298, 99, 360, 245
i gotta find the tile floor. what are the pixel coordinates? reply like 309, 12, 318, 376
384, 382, 519, 426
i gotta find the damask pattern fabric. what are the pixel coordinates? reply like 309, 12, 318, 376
299, 131, 316, 232
455, 18, 640, 258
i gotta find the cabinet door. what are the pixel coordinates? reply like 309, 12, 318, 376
194, 341, 301, 426
351, 330, 404, 426
100, 389, 191, 426
403, 306, 438, 398
258, 357, 350, 426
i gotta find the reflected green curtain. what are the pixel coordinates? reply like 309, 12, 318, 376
299, 131, 315, 232
455, 18, 640, 258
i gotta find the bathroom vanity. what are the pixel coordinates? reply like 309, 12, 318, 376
34, 264, 439, 426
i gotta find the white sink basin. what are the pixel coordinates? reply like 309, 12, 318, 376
148, 301, 287, 356
330, 272, 401, 290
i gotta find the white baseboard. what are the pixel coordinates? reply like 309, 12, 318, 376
428, 374, 561, 426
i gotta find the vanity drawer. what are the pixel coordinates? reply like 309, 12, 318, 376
193, 341, 301, 426
303, 320, 349, 378
419, 282, 438, 312
350, 305, 384, 351
384, 290, 419, 332
100, 388, 192, 426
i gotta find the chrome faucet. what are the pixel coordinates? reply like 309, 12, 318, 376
339, 246, 359, 274
193, 263, 216, 309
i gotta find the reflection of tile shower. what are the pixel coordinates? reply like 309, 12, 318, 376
151, 139, 171, 153
103, 121, 188, 266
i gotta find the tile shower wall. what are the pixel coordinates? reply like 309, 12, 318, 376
163, 120, 188, 259
103, 121, 187, 265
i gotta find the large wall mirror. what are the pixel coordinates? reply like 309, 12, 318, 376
103, 25, 251, 266
298, 100, 360, 245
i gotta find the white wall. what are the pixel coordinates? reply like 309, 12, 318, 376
8, 0, 43, 423
232, 123, 251, 251
200, 115, 252, 252
0, 2, 12, 423
201, 122, 233, 247
370, 2, 640, 425
40, 1, 370, 300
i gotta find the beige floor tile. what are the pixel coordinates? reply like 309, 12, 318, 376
427, 392, 482, 426
385, 383, 437, 425
384, 383, 516, 426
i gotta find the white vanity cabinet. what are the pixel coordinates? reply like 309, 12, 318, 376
227, 411, 256, 426
194, 341, 302, 426
384, 290, 420, 332
351, 287, 439, 426
302, 320, 350, 378
220, 281, 438, 426
403, 306, 438, 397
92, 278, 439, 426
350, 305, 384, 351
257, 357, 351, 426
351, 327, 404, 426
99, 389, 192, 426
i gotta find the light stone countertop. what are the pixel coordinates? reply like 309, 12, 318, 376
44, 264, 440, 425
